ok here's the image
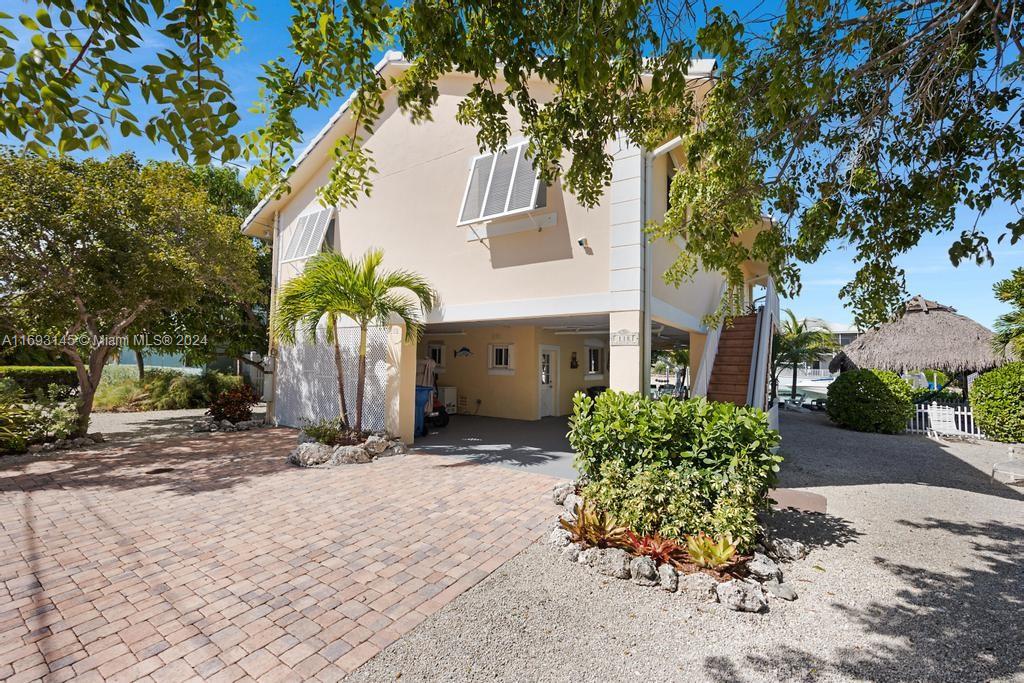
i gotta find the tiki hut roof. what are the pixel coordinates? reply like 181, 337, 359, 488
829, 295, 1011, 375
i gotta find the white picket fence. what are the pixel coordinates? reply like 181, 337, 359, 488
907, 401, 988, 439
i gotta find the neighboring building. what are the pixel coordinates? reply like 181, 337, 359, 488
241, 52, 778, 442
800, 318, 862, 371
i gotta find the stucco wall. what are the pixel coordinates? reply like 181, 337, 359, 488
275, 75, 611, 316
419, 324, 609, 421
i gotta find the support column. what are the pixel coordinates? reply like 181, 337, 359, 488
609, 310, 644, 393
608, 133, 648, 393
689, 332, 706, 395
386, 325, 417, 443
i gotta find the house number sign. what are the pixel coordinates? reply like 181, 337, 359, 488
610, 329, 640, 346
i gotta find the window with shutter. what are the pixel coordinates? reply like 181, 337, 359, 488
282, 207, 334, 262
457, 141, 544, 225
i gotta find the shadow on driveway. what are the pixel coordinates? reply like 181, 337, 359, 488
414, 415, 576, 480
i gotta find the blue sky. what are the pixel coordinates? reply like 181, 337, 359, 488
3, 0, 1019, 328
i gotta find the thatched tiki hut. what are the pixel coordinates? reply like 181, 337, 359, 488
829, 296, 1010, 382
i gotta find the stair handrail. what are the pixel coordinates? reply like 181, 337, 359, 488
746, 275, 778, 410
692, 282, 728, 398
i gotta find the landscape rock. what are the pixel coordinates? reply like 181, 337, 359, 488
747, 552, 783, 582
70, 437, 93, 448
87, 432, 105, 443
27, 444, 43, 454
548, 527, 572, 548
678, 572, 718, 603
591, 548, 631, 579
40, 443, 56, 453
552, 482, 574, 506
330, 445, 373, 465
715, 579, 768, 613
219, 419, 234, 430
562, 493, 584, 520
191, 420, 212, 432
54, 439, 67, 450
380, 441, 408, 457
767, 537, 808, 562
764, 578, 798, 601
288, 442, 334, 467
561, 543, 582, 563
297, 431, 317, 445
629, 556, 659, 586
364, 435, 390, 455
658, 564, 678, 592
577, 547, 600, 567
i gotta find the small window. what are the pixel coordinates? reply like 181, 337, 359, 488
584, 342, 605, 381
488, 343, 515, 375
427, 342, 446, 369
458, 142, 545, 225
283, 207, 333, 262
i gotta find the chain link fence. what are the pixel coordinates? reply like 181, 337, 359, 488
275, 325, 390, 431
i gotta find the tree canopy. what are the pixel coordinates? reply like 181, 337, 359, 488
993, 267, 1024, 356
2, 0, 1021, 323
0, 152, 261, 432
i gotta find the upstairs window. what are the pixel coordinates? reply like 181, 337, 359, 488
283, 207, 333, 262
458, 142, 546, 225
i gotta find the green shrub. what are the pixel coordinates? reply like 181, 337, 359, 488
826, 369, 914, 434
970, 363, 1024, 443
568, 391, 782, 551
94, 366, 243, 412
207, 385, 260, 423
0, 366, 77, 394
0, 385, 79, 453
911, 387, 962, 404
0, 378, 22, 402
299, 417, 366, 445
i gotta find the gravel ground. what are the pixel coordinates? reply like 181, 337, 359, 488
89, 406, 266, 443
349, 411, 1024, 683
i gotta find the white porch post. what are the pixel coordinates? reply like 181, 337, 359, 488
607, 133, 649, 393
386, 324, 417, 443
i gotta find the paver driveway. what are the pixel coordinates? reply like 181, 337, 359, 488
0, 430, 558, 681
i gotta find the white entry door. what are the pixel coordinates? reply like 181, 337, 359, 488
539, 346, 559, 417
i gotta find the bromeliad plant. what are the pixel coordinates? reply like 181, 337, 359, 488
685, 532, 738, 570
559, 500, 628, 549
623, 531, 687, 568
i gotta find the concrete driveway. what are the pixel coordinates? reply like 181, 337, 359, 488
413, 415, 577, 480
0, 429, 558, 681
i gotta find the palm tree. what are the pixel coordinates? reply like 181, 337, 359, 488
343, 249, 437, 432
272, 250, 437, 433
993, 267, 1024, 356
654, 346, 690, 395
772, 310, 837, 400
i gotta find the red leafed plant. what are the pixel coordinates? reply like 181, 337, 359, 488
623, 531, 686, 568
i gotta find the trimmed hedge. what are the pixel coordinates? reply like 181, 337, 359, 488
970, 363, 1024, 443
568, 390, 782, 552
826, 369, 914, 434
0, 366, 78, 395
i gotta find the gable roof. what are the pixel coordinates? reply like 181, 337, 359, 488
240, 52, 718, 238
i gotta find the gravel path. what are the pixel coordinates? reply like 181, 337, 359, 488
89, 406, 266, 443
349, 411, 1024, 683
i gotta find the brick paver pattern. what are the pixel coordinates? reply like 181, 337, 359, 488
0, 430, 558, 681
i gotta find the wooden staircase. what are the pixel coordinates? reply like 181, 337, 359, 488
706, 313, 757, 406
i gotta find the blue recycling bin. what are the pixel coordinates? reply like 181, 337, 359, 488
415, 385, 433, 437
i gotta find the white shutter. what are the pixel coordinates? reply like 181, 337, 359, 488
506, 144, 538, 212
283, 207, 334, 262
459, 155, 494, 223
457, 142, 543, 225
482, 148, 517, 216
284, 214, 311, 261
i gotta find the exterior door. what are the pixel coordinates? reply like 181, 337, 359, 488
539, 346, 559, 417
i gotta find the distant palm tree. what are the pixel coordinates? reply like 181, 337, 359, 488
773, 310, 837, 400
655, 346, 690, 394
273, 250, 437, 432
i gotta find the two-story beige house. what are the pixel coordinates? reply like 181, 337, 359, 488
242, 51, 779, 442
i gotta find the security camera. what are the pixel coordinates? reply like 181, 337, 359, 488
577, 237, 589, 248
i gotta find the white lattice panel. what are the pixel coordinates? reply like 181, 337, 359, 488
275, 325, 390, 431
